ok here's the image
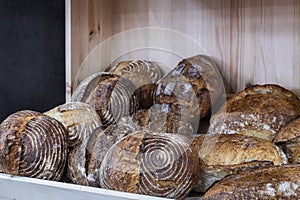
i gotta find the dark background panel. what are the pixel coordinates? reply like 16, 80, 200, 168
0, 0, 65, 121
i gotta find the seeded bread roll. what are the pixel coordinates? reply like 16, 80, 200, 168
99, 131, 200, 199
0, 110, 67, 180
155, 55, 224, 132
274, 117, 300, 163
191, 134, 287, 193
209, 84, 300, 141
203, 164, 300, 200
45, 102, 102, 185
71, 72, 138, 127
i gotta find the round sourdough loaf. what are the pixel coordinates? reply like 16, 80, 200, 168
109, 60, 162, 110
209, 84, 300, 141
82, 106, 194, 187
274, 117, 300, 163
202, 164, 300, 200
191, 134, 287, 193
0, 110, 67, 180
155, 55, 224, 132
99, 131, 199, 199
71, 72, 138, 128
45, 102, 102, 185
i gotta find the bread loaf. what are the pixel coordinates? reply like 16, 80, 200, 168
83, 107, 193, 187
274, 117, 300, 163
99, 131, 199, 199
209, 84, 300, 141
45, 102, 102, 185
109, 60, 162, 87
71, 72, 138, 127
191, 134, 287, 193
155, 55, 224, 133
0, 110, 67, 180
203, 164, 300, 200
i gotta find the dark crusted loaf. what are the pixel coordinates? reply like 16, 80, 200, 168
203, 164, 300, 200
0, 110, 67, 180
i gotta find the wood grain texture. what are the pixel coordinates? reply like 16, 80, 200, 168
70, 0, 300, 95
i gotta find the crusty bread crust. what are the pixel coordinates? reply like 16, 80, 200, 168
210, 84, 300, 141
191, 134, 287, 193
203, 164, 300, 200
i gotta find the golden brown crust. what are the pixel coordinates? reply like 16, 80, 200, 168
210, 84, 300, 141
99, 131, 199, 199
209, 112, 295, 141
0, 110, 67, 180
219, 84, 300, 114
203, 164, 300, 200
191, 134, 287, 193
274, 117, 300, 143
193, 134, 286, 166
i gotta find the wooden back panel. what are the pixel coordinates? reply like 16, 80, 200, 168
70, 0, 300, 96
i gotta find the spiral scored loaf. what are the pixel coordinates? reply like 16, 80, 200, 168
209, 84, 300, 141
109, 60, 162, 110
202, 164, 300, 200
0, 110, 67, 180
274, 117, 300, 163
71, 72, 138, 127
44, 102, 102, 185
191, 134, 287, 193
99, 131, 199, 199
109, 60, 162, 86
155, 55, 224, 131
45, 102, 102, 147
82, 107, 194, 187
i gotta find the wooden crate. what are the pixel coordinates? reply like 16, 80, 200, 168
2, 0, 299, 199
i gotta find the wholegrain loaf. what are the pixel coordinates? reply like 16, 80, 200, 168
191, 134, 287, 193
203, 164, 300, 200
209, 84, 300, 141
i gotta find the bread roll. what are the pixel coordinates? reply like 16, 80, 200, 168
0, 110, 67, 180
155, 55, 224, 132
274, 117, 300, 163
191, 134, 287, 193
203, 164, 300, 200
71, 72, 138, 127
99, 131, 199, 199
209, 84, 300, 141
45, 102, 102, 185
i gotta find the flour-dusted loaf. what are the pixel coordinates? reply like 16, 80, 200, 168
71, 72, 138, 127
109, 60, 162, 86
45, 102, 102, 185
209, 84, 300, 141
274, 117, 300, 163
109, 60, 162, 110
191, 134, 287, 193
155, 55, 224, 132
84, 106, 194, 187
0, 110, 67, 180
203, 164, 300, 200
99, 131, 199, 199
45, 102, 102, 147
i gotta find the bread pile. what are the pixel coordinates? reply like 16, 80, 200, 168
0, 55, 300, 199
